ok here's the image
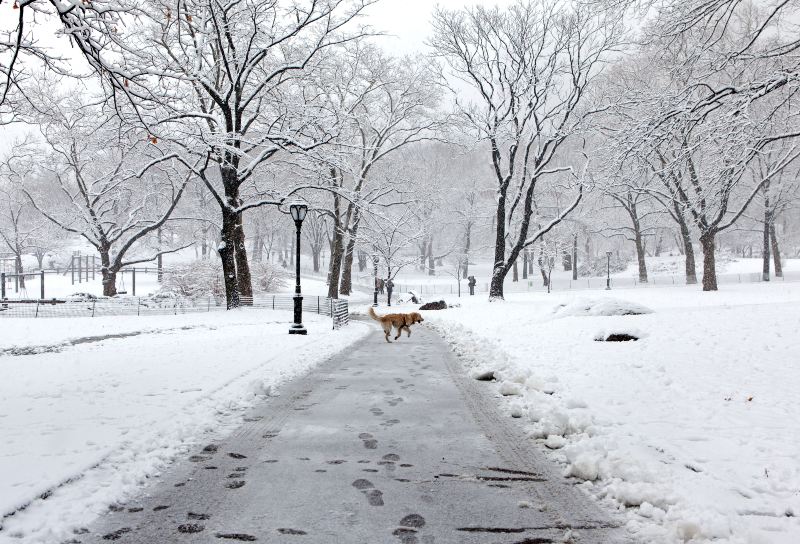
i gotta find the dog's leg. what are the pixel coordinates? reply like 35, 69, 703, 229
406, 326, 411, 337
382, 322, 392, 343
394, 325, 402, 340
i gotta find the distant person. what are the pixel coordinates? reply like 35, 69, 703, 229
468, 275, 476, 296
378, 278, 385, 294
386, 278, 394, 306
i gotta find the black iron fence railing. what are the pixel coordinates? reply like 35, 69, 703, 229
0, 295, 350, 329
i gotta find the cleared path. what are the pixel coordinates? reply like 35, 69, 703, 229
83, 325, 629, 544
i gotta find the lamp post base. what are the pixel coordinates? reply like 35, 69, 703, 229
290, 293, 305, 335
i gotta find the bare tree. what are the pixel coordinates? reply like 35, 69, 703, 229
26, 105, 192, 296
0, 139, 41, 288
431, 1, 620, 299
314, 44, 442, 298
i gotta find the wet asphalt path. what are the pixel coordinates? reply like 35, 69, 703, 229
82, 325, 629, 544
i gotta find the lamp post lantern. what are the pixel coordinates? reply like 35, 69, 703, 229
605, 251, 613, 290
289, 201, 308, 335
372, 253, 379, 307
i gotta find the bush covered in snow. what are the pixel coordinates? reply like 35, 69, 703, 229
161, 260, 286, 299
250, 262, 288, 293
160, 259, 225, 299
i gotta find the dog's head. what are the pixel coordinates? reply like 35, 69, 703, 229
410, 312, 424, 324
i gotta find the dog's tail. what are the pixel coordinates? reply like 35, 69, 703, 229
367, 306, 381, 321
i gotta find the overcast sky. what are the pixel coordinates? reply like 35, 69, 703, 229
364, 0, 514, 52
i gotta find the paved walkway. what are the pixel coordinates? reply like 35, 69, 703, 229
84, 326, 629, 544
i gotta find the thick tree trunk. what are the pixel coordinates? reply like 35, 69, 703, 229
700, 233, 718, 291
512, 258, 519, 282
233, 212, 253, 302
770, 224, 782, 278
219, 209, 241, 308
99, 246, 116, 297
357, 251, 367, 273
427, 240, 435, 276
340, 209, 361, 296
327, 211, 344, 299
489, 195, 507, 300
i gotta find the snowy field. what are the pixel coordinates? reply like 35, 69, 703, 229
415, 283, 800, 543
0, 310, 369, 543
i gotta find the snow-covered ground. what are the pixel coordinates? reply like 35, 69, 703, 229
0, 310, 369, 543
363, 256, 800, 297
414, 283, 800, 543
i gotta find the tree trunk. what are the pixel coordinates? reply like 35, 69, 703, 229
572, 234, 578, 280
700, 233, 718, 291
770, 223, 782, 278
219, 209, 241, 308
427, 240, 435, 276
634, 230, 648, 283
233, 212, 253, 302
522, 250, 528, 279
673, 204, 696, 284
462, 223, 472, 279
327, 202, 344, 299
99, 246, 117, 297
15, 253, 25, 289
357, 251, 367, 273
762, 219, 771, 282
512, 258, 519, 282
629, 196, 648, 283
539, 262, 548, 287
340, 209, 361, 296
489, 196, 507, 300
312, 248, 321, 273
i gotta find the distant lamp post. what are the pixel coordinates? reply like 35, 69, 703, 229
372, 253, 380, 307
289, 201, 308, 335
605, 251, 613, 290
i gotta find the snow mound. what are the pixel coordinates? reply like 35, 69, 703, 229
552, 297, 653, 318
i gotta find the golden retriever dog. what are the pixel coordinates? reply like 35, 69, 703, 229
368, 307, 424, 343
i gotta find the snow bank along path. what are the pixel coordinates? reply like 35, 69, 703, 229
0, 310, 369, 543
423, 284, 800, 544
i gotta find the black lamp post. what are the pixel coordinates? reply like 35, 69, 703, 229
289, 201, 308, 335
605, 251, 612, 290
372, 253, 379, 307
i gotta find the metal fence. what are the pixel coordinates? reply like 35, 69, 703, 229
0, 295, 350, 329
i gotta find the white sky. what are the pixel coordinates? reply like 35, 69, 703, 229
363, 0, 514, 53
